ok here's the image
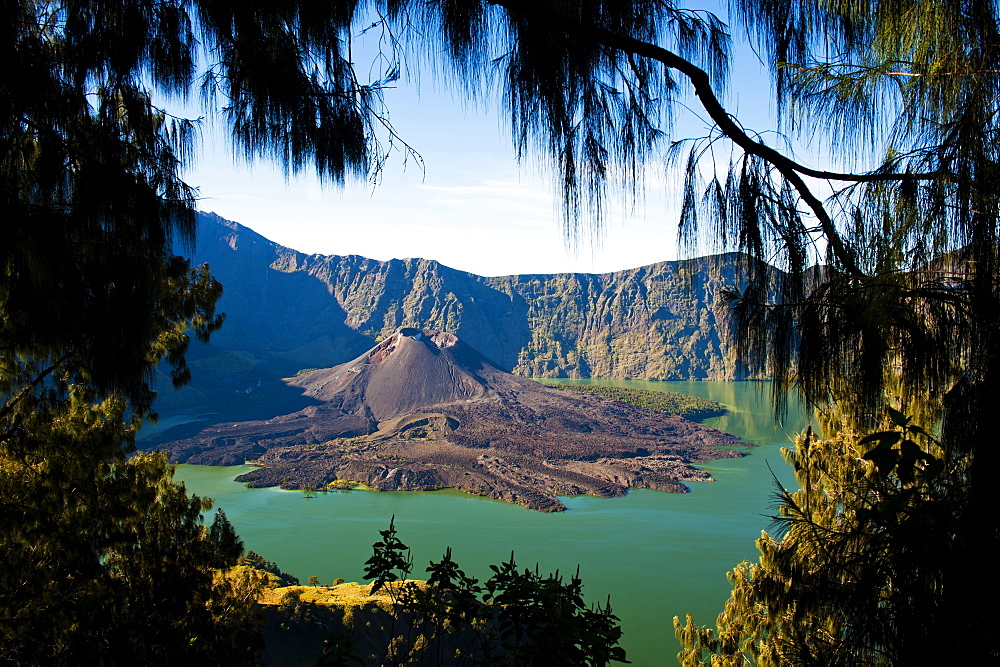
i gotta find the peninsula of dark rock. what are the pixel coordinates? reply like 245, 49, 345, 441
152, 328, 748, 511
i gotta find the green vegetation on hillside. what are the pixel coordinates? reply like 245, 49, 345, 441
240, 550, 300, 587
539, 381, 726, 421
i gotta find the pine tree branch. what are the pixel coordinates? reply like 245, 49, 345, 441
0, 355, 70, 424
488, 0, 955, 276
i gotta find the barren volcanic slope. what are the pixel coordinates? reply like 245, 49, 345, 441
155, 329, 748, 511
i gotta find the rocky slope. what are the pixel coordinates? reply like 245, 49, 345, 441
152, 329, 747, 511
167, 213, 781, 402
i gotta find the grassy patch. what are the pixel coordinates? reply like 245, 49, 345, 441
539, 381, 726, 420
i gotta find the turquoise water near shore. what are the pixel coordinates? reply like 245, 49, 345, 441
175, 380, 809, 665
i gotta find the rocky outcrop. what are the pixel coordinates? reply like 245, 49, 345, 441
151, 328, 748, 511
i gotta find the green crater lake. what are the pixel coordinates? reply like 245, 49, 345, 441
175, 380, 808, 666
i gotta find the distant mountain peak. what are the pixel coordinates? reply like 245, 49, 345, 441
370, 328, 459, 361
291, 327, 507, 422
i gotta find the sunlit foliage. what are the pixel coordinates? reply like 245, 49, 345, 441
675, 411, 957, 665
673, 2, 999, 662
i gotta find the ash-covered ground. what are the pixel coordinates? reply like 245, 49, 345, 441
150, 328, 748, 511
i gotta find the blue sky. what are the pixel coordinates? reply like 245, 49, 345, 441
182, 3, 781, 277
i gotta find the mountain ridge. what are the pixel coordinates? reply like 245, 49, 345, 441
169, 212, 772, 401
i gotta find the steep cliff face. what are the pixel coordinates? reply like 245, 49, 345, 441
188, 212, 770, 381
483, 257, 747, 379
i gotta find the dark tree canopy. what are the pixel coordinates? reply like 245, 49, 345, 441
0, 1, 382, 661
1, 0, 390, 404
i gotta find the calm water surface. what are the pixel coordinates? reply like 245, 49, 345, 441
175, 380, 808, 666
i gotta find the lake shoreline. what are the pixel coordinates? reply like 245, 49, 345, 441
175, 380, 809, 665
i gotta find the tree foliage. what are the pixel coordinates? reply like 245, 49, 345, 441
356, 518, 628, 666
2, 0, 398, 402
0, 442, 264, 663
675, 414, 955, 665
382, 0, 730, 244
1, 0, 387, 661
664, 1, 999, 663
